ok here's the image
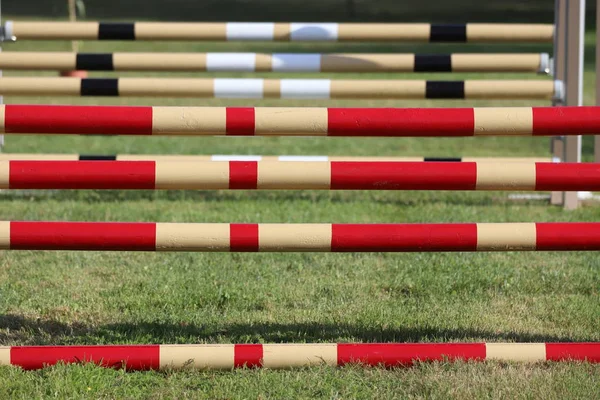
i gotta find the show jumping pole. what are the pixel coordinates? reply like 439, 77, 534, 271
1, 342, 598, 370
1, 222, 599, 252
0, 105, 599, 137
0, 160, 598, 191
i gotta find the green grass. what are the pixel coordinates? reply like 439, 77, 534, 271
0, 13, 600, 399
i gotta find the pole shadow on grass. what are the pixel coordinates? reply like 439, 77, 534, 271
0, 314, 591, 345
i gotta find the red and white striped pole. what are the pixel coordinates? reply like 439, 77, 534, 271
0, 105, 599, 137
1, 222, 599, 252
1, 343, 598, 370
0, 160, 599, 191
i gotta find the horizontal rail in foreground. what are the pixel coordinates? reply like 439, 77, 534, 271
1, 222, 599, 252
0, 105, 597, 137
3, 22, 554, 42
0, 343, 598, 370
0, 161, 595, 191
0, 78, 559, 100
0, 154, 553, 162
0, 52, 548, 73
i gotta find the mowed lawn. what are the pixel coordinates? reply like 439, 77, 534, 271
0, 20, 599, 399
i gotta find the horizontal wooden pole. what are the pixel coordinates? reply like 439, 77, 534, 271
0, 161, 595, 191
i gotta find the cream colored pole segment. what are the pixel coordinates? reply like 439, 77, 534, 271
451, 54, 542, 72
473, 108, 533, 136
155, 161, 229, 189
262, 344, 337, 368
0, 347, 9, 366
465, 81, 554, 100
475, 163, 536, 190
476, 223, 537, 251
262, 80, 281, 98
0, 52, 77, 70
257, 162, 331, 189
0, 105, 5, 133
113, 53, 207, 71
0, 77, 81, 96
466, 24, 554, 42
159, 344, 234, 369
0, 161, 8, 189
155, 223, 230, 251
330, 80, 425, 99
259, 224, 332, 251
0, 221, 10, 250
151, 108, 227, 135
255, 108, 328, 136
486, 343, 546, 362
337, 23, 430, 41
118, 79, 214, 97
134, 23, 227, 40
321, 54, 414, 72
10, 22, 100, 40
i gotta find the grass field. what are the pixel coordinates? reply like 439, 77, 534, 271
0, 14, 599, 399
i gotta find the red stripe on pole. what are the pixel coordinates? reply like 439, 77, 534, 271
230, 223, 259, 252
535, 223, 600, 251
9, 161, 156, 190
327, 108, 475, 137
229, 161, 258, 189
9, 222, 157, 251
4, 105, 153, 135
234, 344, 263, 368
226, 107, 255, 136
532, 107, 600, 136
545, 343, 600, 362
337, 343, 486, 366
11, 345, 160, 370
535, 163, 600, 191
331, 224, 478, 252
330, 162, 477, 190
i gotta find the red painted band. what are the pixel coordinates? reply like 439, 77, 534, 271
532, 107, 600, 136
535, 163, 600, 191
226, 108, 255, 136
229, 161, 258, 189
9, 161, 156, 190
234, 344, 263, 368
535, 223, 600, 251
337, 343, 486, 366
11, 345, 160, 370
4, 105, 153, 135
9, 222, 157, 251
545, 343, 600, 362
331, 224, 478, 252
230, 223, 259, 252
331, 162, 477, 190
327, 108, 475, 137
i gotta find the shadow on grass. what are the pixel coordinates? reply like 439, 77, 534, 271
0, 314, 587, 345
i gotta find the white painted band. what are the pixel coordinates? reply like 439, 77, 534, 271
225, 23, 275, 41
4, 22, 13, 40
211, 155, 263, 161
272, 54, 321, 71
206, 53, 256, 72
214, 78, 263, 98
290, 23, 338, 41
280, 79, 330, 99
278, 156, 329, 162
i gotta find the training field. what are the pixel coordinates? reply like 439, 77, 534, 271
0, 14, 599, 400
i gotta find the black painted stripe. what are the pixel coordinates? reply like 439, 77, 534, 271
424, 157, 463, 162
425, 81, 465, 99
98, 23, 135, 40
414, 55, 452, 72
80, 78, 119, 96
430, 24, 467, 42
76, 53, 114, 71
79, 155, 118, 161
